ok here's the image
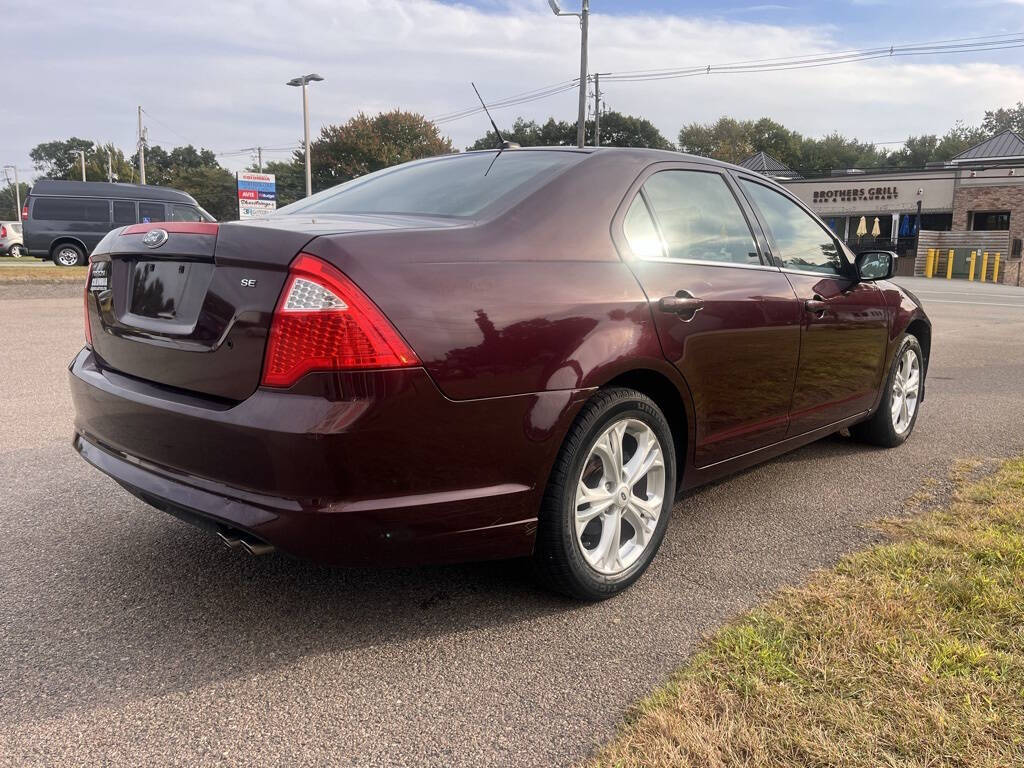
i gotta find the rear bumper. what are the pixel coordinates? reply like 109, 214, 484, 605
69, 348, 588, 565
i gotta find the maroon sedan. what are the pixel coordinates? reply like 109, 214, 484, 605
71, 148, 930, 599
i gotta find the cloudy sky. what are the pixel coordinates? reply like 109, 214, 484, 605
3, 0, 1024, 178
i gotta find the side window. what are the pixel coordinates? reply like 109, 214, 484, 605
740, 180, 844, 275
170, 204, 202, 222
640, 171, 760, 265
138, 202, 165, 223
622, 195, 664, 259
32, 197, 110, 222
113, 201, 136, 225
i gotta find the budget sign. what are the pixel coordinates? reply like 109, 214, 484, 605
237, 172, 277, 220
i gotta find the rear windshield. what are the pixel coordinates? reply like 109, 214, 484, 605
280, 150, 584, 218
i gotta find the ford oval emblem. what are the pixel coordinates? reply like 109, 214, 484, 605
142, 228, 169, 249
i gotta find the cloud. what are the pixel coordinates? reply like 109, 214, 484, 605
3, 0, 1023, 176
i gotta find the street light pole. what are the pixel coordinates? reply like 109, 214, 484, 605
549, 0, 590, 149
287, 73, 324, 198
73, 150, 86, 181
3, 165, 20, 219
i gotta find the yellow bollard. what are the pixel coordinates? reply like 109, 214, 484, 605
969, 251, 977, 281
993, 252, 1001, 283
925, 248, 936, 278
981, 252, 989, 283
946, 249, 954, 280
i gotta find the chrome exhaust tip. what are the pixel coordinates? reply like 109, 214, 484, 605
217, 529, 275, 556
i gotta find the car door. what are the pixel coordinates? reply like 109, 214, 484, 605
615, 164, 802, 468
735, 175, 888, 437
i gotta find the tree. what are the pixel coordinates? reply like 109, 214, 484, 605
468, 111, 674, 151
30, 137, 98, 179
259, 160, 305, 208
308, 110, 454, 192
982, 102, 1024, 135
1, 182, 30, 220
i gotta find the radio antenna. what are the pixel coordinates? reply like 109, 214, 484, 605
471, 82, 517, 150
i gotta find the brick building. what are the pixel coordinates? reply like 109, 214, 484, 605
750, 131, 1024, 285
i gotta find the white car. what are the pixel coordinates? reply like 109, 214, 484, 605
1, 221, 25, 257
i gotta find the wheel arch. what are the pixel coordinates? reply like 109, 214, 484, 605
905, 316, 931, 373
598, 366, 692, 496
48, 237, 89, 261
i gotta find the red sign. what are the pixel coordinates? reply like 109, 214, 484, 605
238, 189, 259, 200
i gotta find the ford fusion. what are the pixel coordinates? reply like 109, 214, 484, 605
71, 147, 930, 599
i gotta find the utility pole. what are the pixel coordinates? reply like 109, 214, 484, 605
74, 150, 86, 181
257, 147, 263, 173
3, 165, 20, 219
548, 1, 589, 149
593, 72, 601, 147
107, 150, 113, 182
577, 1, 589, 149
138, 105, 146, 185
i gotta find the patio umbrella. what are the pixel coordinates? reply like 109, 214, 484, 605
856, 216, 868, 237
871, 217, 881, 237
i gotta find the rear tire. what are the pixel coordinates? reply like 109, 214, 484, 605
52, 243, 85, 267
8, 244, 25, 258
534, 387, 677, 600
851, 334, 923, 448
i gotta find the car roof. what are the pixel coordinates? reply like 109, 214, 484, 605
461, 145, 761, 176
29, 179, 199, 204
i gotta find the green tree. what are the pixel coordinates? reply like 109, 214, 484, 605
1, 182, 30, 220
259, 160, 305, 208
982, 102, 1024, 135
30, 137, 97, 179
469, 111, 674, 151
308, 110, 454, 192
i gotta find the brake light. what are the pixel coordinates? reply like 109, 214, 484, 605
21, 205, 28, 221
261, 253, 419, 388
0, 225, 6, 238
83, 263, 93, 346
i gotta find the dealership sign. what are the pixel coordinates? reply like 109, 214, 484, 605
237, 172, 276, 220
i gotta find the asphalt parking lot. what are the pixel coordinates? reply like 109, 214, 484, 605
1, 276, 1023, 767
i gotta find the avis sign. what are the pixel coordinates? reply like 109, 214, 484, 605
236, 172, 277, 220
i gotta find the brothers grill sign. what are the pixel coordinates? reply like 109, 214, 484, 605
812, 186, 900, 203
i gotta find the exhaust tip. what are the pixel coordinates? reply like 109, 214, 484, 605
217, 528, 275, 556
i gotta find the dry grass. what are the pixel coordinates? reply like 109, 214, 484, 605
589, 459, 1024, 768
0, 265, 87, 284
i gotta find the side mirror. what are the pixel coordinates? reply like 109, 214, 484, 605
855, 250, 897, 281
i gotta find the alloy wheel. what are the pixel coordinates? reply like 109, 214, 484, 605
891, 348, 920, 435
574, 418, 666, 576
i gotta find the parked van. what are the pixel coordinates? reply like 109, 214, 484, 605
23, 180, 214, 266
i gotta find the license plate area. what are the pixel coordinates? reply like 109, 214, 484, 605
131, 261, 192, 320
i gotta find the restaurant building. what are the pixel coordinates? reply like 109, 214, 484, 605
742, 130, 1024, 285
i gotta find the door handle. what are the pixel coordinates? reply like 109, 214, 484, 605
659, 292, 704, 318
804, 296, 828, 316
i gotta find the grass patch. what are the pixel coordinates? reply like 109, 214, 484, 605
0, 265, 87, 284
589, 459, 1024, 768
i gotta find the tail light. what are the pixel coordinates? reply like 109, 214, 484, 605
21, 205, 28, 221
83, 263, 93, 346
261, 253, 419, 388
0, 225, 6, 238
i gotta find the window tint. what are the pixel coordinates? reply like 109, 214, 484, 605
112, 200, 136, 225
170, 205, 202, 222
287, 151, 584, 218
622, 195, 664, 259
32, 197, 109, 223
138, 202, 165, 223
740, 180, 843, 274
641, 171, 759, 265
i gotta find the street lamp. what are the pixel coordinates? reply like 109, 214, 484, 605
287, 73, 325, 198
548, 0, 589, 149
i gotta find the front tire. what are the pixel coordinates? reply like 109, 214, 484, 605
52, 243, 85, 267
534, 387, 677, 600
851, 334, 923, 448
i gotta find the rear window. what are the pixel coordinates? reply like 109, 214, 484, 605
283, 150, 584, 218
32, 197, 109, 222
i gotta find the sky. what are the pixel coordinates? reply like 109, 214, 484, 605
3, 0, 1024, 180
